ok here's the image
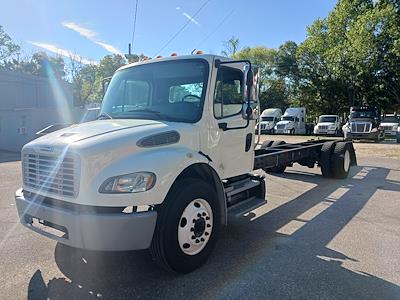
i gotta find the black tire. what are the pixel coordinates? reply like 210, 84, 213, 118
261, 140, 274, 149
397, 136, 400, 143
272, 128, 275, 134
264, 141, 287, 173
320, 141, 336, 178
150, 178, 220, 274
331, 142, 351, 179
290, 129, 295, 135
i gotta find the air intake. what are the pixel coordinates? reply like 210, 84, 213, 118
137, 131, 180, 148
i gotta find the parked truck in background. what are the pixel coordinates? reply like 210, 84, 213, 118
274, 107, 306, 135
343, 106, 384, 142
314, 115, 341, 136
379, 114, 399, 140
14, 54, 357, 274
256, 108, 282, 134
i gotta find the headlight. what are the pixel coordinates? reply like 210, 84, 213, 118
99, 172, 156, 193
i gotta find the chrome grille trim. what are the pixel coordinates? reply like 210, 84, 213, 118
277, 124, 285, 129
22, 151, 79, 198
351, 122, 372, 133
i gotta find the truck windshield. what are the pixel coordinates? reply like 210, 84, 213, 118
319, 116, 337, 123
282, 116, 294, 121
382, 116, 399, 123
261, 116, 274, 121
101, 60, 209, 123
350, 111, 377, 119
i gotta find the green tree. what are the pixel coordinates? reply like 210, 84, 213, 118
0, 25, 20, 64
221, 36, 240, 57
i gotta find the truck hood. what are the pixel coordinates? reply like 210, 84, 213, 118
31, 119, 162, 145
276, 121, 293, 127
380, 122, 398, 127
260, 121, 274, 128
317, 122, 336, 126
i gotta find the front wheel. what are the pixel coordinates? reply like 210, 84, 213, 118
150, 179, 220, 274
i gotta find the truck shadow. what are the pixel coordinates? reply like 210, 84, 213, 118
27, 165, 400, 299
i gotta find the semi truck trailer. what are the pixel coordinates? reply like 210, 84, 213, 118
15, 54, 357, 274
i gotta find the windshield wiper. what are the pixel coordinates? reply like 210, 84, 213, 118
96, 112, 113, 120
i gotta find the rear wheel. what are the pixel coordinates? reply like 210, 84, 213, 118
331, 142, 351, 179
150, 179, 220, 274
320, 141, 336, 178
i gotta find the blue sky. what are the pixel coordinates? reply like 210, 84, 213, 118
1, 0, 336, 63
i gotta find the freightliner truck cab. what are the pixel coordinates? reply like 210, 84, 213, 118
15, 54, 261, 273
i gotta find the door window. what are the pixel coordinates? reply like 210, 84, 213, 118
214, 67, 243, 119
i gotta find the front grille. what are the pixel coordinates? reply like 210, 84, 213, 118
351, 122, 371, 133
23, 151, 78, 197
319, 125, 329, 130
381, 125, 394, 131
277, 124, 285, 129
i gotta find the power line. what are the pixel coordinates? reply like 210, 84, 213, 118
131, 0, 139, 51
154, 0, 211, 56
195, 9, 234, 50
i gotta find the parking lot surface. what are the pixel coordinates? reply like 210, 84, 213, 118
0, 137, 399, 299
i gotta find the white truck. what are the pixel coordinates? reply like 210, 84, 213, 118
314, 115, 341, 136
256, 108, 282, 134
14, 54, 357, 274
379, 115, 399, 140
274, 107, 306, 135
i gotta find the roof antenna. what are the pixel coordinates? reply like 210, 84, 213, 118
191, 49, 197, 55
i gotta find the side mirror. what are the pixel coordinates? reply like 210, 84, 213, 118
242, 102, 258, 120
246, 69, 254, 87
102, 77, 112, 96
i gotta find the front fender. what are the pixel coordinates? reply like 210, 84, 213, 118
79, 146, 210, 207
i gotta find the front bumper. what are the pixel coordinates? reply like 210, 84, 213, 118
345, 131, 379, 140
15, 189, 157, 251
275, 129, 291, 134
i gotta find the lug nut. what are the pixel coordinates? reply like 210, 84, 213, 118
201, 238, 205, 242
206, 217, 210, 220
207, 224, 211, 228
190, 228, 194, 232
191, 235, 195, 239
202, 212, 206, 216
205, 232, 209, 236
196, 239, 200, 243
197, 213, 201, 217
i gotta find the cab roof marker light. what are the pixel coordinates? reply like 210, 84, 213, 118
195, 50, 204, 55
170, 52, 177, 56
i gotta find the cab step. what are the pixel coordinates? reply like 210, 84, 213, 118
227, 197, 267, 217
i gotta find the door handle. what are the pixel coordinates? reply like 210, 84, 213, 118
218, 123, 228, 131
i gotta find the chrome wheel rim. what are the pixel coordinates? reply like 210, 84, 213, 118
178, 198, 213, 256
344, 149, 351, 172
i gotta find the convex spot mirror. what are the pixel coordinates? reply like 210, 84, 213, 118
242, 102, 258, 120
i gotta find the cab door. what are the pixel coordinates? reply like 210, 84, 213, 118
208, 65, 254, 179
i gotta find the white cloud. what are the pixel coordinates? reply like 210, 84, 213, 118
182, 12, 200, 26
29, 41, 96, 65
176, 6, 180, 10
62, 21, 122, 55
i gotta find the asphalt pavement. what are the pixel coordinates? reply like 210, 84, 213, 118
0, 144, 399, 299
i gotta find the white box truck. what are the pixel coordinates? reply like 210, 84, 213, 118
274, 107, 306, 134
14, 54, 356, 274
256, 108, 282, 134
